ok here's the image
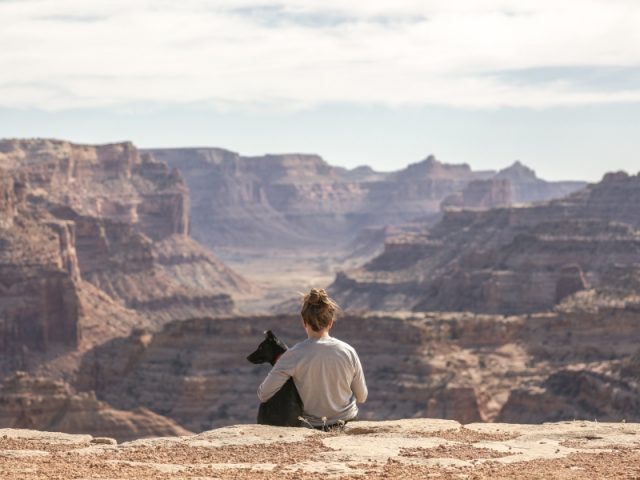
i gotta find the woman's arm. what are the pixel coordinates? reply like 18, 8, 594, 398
257, 351, 297, 402
351, 353, 368, 403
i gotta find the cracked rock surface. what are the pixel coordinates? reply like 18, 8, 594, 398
2, 419, 639, 479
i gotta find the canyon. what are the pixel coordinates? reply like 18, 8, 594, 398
0, 139, 251, 360
145, 148, 583, 251
2, 137, 639, 446
332, 171, 640, 314
146, 147, 585, 309
71, 289, 640, 432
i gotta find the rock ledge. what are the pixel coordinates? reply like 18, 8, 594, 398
1, 419, 639, 479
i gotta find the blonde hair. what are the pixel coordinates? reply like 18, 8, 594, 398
301, 288, 338, 332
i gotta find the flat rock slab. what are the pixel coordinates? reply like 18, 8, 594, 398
1, 420, 639, 479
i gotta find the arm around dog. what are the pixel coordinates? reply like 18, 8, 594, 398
351, 352, 368, 404
257, 350, 297, 403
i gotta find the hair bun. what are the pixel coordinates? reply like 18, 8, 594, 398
307, 288, 328, 306
301, 288, 339, 332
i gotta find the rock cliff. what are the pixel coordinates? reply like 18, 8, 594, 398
0, 139, 189, 240
0, 198, 82, 354
495, 161, 585, 204
145, 148, 584, 250
47, 205, 244, 325
74, 287, 640, 431
0, 198, 151, 364
0, 169, 18, 228
441, 178, 513, 210
0, 139, 251, 351
332, 172, 640, 314
0, 372, 191, 442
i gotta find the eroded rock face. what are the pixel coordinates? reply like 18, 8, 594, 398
332, 172, 640, 314
441, 178, 513, 210
0, 169, 17, 228
499, 370, 640, 423
145, 149, 584, 250
0, 372, 191, 442
73, 291, 640, 430
47, 206, 241, 325
0, 139, 250, 348
0, 139, 189, 240
495, 161, 585, 204
0, 200, 82, 354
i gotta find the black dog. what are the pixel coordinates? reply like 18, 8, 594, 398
247, 330, 303, 427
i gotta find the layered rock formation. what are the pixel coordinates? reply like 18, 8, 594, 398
0, 372, 191, 442
0, 199, 82, 354
0, 169, 18, 228
0, 139, 251, 353
48, 205, 245, 325
74, 285, 640, 431
0, 139, 189, 240
495, 160, 585, 204
145, 149, 584, 250
441, 178, 512, 210
332, 172, 640, 314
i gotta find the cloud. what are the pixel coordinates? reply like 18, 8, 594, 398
1, 0, 639, 110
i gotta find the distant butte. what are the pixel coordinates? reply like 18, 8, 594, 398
331, 171, 640, 314
144, 147, 585, 250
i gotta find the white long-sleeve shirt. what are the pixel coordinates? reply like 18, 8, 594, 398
257, 336, 367, 426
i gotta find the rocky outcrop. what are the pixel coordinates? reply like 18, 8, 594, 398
74, 287, 640, 431
0, 207, 154, 363
0, 199, 228, 357
2, 420, 640, 479
75, 314, 448, 431
0, 201, 82, 354
554, 264, 588, 303
498, 369, 640, 423
0, 372, 191, 442
145, 148, 583, 250
47, 206, 240, 325
0, 139, 251, 345
147, 147, 368, 248
441, 178, 512, 210
0, 169, 17, 228
0, 139, 189, 240
332, 172, 640, 314
495, 161, 585, 204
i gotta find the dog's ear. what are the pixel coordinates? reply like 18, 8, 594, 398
265, 330, 275, 339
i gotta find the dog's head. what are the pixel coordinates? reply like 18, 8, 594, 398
246, 330, 288, 366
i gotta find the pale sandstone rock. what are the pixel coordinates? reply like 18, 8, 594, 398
1, 420, 639, 479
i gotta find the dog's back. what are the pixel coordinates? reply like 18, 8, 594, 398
257, 377, 303, 426
247, 331, 303, 427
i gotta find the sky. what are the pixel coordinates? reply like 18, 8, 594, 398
1, 0, 639, 181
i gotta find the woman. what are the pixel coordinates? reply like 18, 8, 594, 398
257, 288, 368, 429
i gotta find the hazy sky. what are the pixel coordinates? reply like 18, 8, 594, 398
1, 0, 639, 181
